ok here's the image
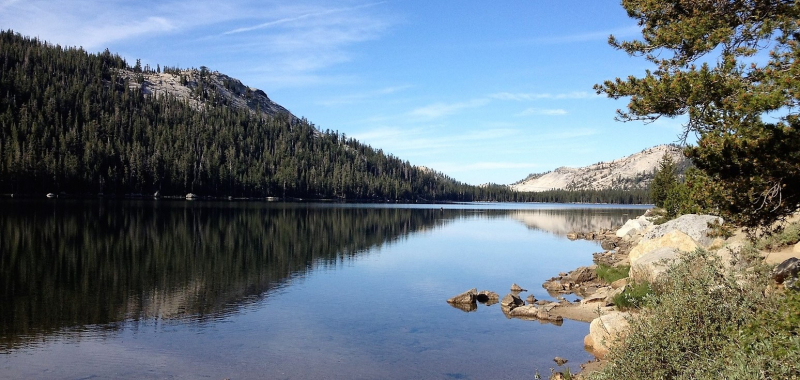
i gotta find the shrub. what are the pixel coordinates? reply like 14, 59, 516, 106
590, 249, 800, 380
756, 220, 800, 251
595, 264, 630, 284
611, 282, 652, 311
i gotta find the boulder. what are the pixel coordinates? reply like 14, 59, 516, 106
543, 279, 564, 292
584, 311, 631, 358
526, 294, 537, 304
604, 286, 626, 306
629, 230, 699, 264
616, 218, 649, 238
510, 283, 527, 292
773, 257, 800, 285
476, 290, 499, 305
630, 247, 682, 284
601, 239, 618, 250
508, 305, 564, 322
500, 293, 525, 309
553, 357, 568, 366
566, 266, 597, 283
447, 288, 477, 304
643, 214, 723, 247
610, 277, 628, 289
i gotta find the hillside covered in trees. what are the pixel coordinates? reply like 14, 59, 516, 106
0, 30, 649, 203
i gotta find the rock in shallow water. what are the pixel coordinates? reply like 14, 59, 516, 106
447, 288, 477, 304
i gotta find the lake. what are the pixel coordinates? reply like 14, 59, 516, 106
0, 200, 647, 379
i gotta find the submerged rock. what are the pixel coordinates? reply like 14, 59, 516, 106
508, 305, 564, 322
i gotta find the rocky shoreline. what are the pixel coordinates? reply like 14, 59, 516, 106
445, 209, 792, 378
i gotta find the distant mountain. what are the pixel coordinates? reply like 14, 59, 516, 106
510, 145, 689, 192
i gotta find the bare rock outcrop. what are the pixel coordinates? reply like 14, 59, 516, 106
584, 311, 631, 359
629, 230, 699, 264
642, 214, 723, 247
630, 247, 683, 284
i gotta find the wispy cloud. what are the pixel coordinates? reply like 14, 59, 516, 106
490, 91, 594, 101
0, 0, 394, 88
517, 108, 567, 116
317, 85, 412, 106
409, 98, 491, 119
224, 1, 386, 35
511, 25, 641, 45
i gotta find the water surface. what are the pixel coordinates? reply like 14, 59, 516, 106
0, 200, 646, 379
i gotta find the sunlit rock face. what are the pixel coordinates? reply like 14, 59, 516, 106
510, 145, 687, 192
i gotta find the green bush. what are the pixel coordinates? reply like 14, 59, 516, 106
590, 249, 800, 380
595, 264, 630, 284
756, 220, 800, 251
611, 282, 652, 311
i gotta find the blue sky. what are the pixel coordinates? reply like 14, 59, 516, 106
0, 0, 689, 185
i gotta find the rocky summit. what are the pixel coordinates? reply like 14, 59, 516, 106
510, 144, 688, 192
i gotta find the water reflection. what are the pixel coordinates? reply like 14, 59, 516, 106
0, 200, 451, 350
510, 208, 642, 236
0, 201, 642, 353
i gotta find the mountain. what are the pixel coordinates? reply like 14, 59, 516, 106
0, 30, 479, 200
0, 30, 651, 204
510, 144, 689, 192
115, 65, 296, 121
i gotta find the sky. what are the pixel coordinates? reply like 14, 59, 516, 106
0, 0, 691, 185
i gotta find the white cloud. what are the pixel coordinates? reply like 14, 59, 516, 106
224, 2, 386, 35
490, 91, 594, 101
517, 108, 568, 116
316, 85, 412, 106
409, 98, 490, 119
0, 0, 395, 88
507, 25, 642, 46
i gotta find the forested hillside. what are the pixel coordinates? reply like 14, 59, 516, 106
0, 30, 649, 203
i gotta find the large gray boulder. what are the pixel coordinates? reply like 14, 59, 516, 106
629, 230, 699, 264
584, 311, 631, 358
643, 214, 723, 247
630, 247, 683, 284
616, 216, 653, 238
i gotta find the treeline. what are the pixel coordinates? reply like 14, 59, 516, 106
0, 30, 650, 203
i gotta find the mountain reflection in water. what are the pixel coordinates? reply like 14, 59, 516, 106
0, 200, 645, 354
0, 200, 453, 350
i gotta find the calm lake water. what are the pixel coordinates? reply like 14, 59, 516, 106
0, 200, 646, 379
